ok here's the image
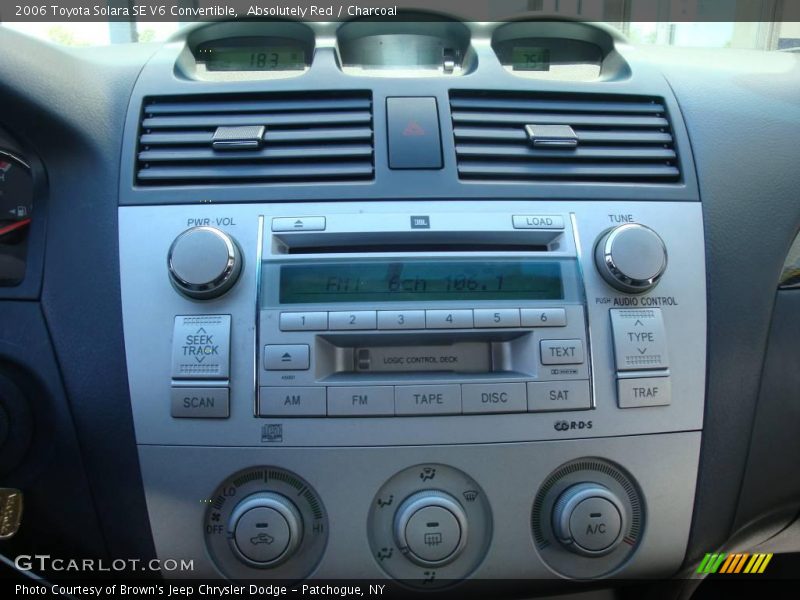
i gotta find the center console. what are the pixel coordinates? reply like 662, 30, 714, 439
120, 199, 704, 582
118, 18, 706, 586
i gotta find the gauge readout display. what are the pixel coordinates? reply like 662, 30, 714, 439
278, 261, 564, 304
201, 46, 306, 71
0, 154, 33, 285
512, 46, 551, 71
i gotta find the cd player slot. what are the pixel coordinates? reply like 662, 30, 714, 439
287, 243, 548, 254
315, 331, 528, 381
273, 230, 562, 255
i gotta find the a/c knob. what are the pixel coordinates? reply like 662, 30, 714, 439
552, 483, 626, 557
167, 226, 241, 299
594, 224, 667, 294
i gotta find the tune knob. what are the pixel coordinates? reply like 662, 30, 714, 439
167, 226, 241, 299
552, 483, 626, 557
594, 224, 667, 294
394, 491, 468, 567
228, 492, 303, 568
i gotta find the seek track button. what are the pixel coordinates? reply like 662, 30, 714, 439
171, 315, 231, 379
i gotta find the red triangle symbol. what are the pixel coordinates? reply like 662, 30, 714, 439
402, 120, 426, 136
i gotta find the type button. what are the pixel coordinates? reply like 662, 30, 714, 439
610, 308, 669, 371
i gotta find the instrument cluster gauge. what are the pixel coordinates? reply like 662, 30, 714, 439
336, 13, 475, 77
0, 152, 33, 286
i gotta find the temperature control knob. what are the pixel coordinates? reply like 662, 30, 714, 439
552, 483, 626, 557
167, 226, 241, 299
228, 492, 303, 568
594, 224, 667, 294
394, 491, 468, 567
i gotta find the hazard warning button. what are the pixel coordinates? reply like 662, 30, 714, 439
386, 97, 443, 170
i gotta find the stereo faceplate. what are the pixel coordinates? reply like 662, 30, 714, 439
120, 200, 705, 447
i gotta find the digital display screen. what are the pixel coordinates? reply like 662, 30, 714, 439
512, 46, 551, 71
279, 261, 563, 304
203, 47, 306, 71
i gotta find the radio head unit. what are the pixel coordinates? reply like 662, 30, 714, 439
258, 212, 590, 417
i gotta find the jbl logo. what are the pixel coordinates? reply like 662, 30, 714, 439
410, 216, 430, 229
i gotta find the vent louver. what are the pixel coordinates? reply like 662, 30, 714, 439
450, 91, 681, 183
136, 91, 374, 185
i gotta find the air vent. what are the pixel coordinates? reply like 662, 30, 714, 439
136, 91, 374, 185
450, 91, 681, 183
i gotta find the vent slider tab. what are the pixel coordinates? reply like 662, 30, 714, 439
525, 124, 578, 149
212, 125, 265, 151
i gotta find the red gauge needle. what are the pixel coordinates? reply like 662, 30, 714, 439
0, 218, 31, 238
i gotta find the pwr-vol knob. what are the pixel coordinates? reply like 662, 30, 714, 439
167, 226, 241, 299
594, 224, 667, 294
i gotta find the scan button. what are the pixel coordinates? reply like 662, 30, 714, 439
170, 387, 229, 419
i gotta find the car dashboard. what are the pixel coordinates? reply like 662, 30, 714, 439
0, 12, 800, 597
